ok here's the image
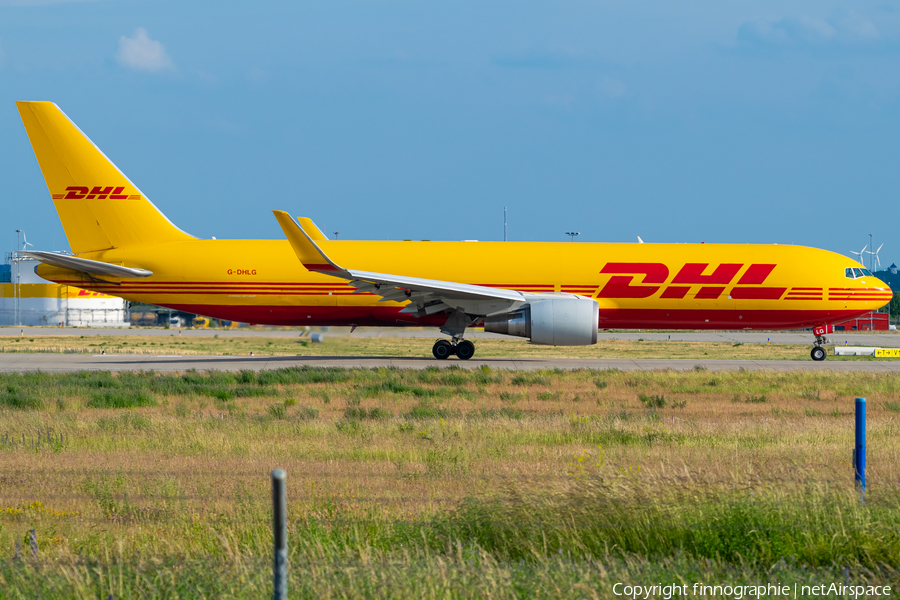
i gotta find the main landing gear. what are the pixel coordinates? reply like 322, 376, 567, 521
432, 338, 476, 360
433, 308, 478, 360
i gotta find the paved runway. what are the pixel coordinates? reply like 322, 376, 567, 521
3, 326, 900, 346
3, 353, 900, 373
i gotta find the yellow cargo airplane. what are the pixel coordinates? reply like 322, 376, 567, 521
15, 101, 893, 361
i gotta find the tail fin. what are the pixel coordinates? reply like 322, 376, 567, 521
16, 101, 194, 254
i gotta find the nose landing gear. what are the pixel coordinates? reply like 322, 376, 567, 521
432, 338, 476, 360
811, 325, 830, 361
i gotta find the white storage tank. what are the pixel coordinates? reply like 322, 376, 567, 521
0, 257, 129, 327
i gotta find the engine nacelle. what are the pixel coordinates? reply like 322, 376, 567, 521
484, 296, 599, 346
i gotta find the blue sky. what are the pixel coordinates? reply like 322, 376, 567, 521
1, 1, 899, 266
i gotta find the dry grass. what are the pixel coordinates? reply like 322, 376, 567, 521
0, 367, 898, 595
1, 368, 898, 534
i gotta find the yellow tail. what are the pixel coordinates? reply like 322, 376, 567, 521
16, 101, 194, 254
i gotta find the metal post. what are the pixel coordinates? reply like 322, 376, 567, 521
272, 468, 287, 600
504, 207, 507, 242
869, 234, 873, 272
14, 257, 20, 328
854, 398, 866, 492
14, 231, 19, 328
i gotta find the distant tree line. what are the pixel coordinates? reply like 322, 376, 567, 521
888, 293, 900, 323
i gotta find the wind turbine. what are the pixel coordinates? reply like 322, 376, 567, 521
866, 243, 884, 270
21, 233, 33, 252
849, 244, 867, 266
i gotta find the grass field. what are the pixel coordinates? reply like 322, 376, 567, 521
1, 366, 899, 597
0, 332, 895, 361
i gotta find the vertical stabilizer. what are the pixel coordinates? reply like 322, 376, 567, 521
16, 101, 194, 254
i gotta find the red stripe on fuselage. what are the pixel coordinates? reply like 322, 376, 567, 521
159, 303, 878, 331
729, 287, 787, 300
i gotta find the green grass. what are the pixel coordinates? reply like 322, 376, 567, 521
403, 403, 462, 419
4, 552, 894, 599
344, 405, 393, 419
86, 388, 157, 409
638, 393, 666, 408
440, 479, 900, 566
96, 412, 151, 431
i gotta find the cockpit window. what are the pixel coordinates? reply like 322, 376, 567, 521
846, 267, 875, 279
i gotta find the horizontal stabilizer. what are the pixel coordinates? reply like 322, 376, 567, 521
21, 251, 153, 279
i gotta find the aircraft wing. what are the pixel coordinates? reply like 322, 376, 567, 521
21, 251, 153, 279
272, 211, 527, 318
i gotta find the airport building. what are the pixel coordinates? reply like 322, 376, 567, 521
833, 312, 889, 332
0, 255, 129, 327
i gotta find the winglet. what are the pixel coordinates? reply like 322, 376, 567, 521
297, 217, 329, 241
273, 211, 345, 275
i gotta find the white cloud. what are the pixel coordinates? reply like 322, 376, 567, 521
738, 12, 879, 48
835, 11, 879, 39
115, 27, 173, 71
0, 0, 110, 5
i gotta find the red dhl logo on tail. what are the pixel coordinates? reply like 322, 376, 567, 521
52, 186, 142, 200
597, 263, 785, 300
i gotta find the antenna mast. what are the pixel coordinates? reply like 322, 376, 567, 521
504, 207, 507, 242
870, 234, 873, 272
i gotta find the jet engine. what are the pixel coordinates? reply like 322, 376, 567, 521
483, 295, 599, 346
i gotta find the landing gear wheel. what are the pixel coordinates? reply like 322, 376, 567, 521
811, 346, 826, 362
456, 340, 475, 360
432, 340, 454, 360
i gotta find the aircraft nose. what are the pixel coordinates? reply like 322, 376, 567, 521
868, 277, 894, 309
